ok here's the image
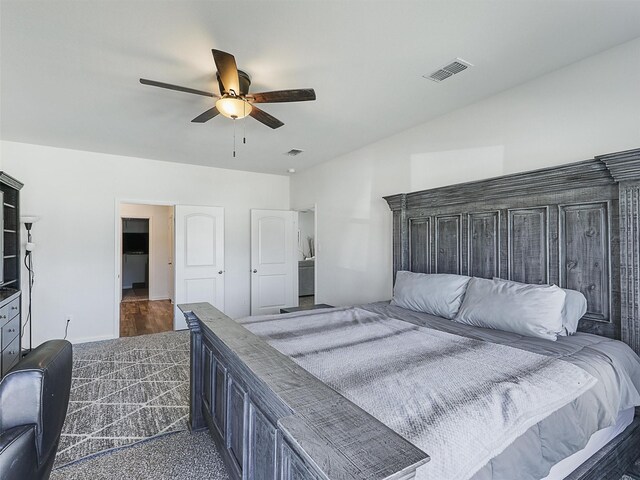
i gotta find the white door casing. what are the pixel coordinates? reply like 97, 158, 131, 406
168, 210, 175, 304
174, 205, 224, 329
251, 209, 298, 315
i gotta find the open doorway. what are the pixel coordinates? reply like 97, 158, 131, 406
119, 203, 175, 337
122, 218, 150, 301
297, 208, 316, 308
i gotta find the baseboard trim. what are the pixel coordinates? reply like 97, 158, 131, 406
68, 334, 116, 345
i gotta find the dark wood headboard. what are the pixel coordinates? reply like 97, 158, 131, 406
384, 148, 640, 355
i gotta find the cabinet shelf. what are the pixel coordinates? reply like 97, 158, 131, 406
0, 171, 23, 376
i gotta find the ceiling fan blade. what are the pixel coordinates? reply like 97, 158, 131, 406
212, 49, 240, 95
139, 78, 215, 97
250, 106, 284, 129
191, 107, 220, 123
250, 89, 316, 103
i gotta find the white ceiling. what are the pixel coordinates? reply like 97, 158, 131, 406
1, 1, 640, 175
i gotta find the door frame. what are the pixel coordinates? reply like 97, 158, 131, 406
113, 198, 176, 339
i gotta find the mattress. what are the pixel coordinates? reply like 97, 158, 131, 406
239, 302, 640, 480
542, 407, 635, 480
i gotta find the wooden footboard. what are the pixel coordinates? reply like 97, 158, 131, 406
179, 302, 430, 480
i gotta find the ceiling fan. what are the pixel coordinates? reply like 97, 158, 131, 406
140, 49, 316, 129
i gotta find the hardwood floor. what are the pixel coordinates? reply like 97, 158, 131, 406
122, 287, 149, 303
299, 295, 315, 307
119, 299, 173, 337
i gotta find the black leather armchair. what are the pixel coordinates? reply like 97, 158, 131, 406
0, 340, 73, 480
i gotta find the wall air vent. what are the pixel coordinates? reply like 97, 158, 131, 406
424, 58, 473, 82
285, 149, 304, 156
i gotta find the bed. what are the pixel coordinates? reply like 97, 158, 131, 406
180, 147, 640, 480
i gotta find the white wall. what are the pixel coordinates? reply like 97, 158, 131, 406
291, 37, 640, 307
120, 204, 173, 300
0, 141, 289, 345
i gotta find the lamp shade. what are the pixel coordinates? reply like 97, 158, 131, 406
21, 215, 40, 225
215, 96, 252, 119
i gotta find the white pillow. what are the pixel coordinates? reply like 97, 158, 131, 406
559, 288, 588, 335
390, 271, 471, 319
491, 278, 587, 336
454, 277, 566, 340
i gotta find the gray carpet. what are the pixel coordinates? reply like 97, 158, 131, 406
51, 430, 228, 480
54, 330, 191, 467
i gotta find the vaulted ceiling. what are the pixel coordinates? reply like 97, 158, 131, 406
1, 1, 639, 174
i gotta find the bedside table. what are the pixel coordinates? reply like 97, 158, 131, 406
280, 304, 333, 314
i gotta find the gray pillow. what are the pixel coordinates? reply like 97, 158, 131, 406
391, 271, 471, 319
454, 277, 566, 340
491, 278, 587, 335
559, 288, 588, 335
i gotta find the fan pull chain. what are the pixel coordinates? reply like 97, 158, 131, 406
233, 118, 236, 158
243, 102, 247, 144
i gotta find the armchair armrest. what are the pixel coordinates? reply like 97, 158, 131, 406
0, 340, 72, 465
0, 425, 38, 480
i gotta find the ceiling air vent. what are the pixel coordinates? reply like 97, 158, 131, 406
285, 149, 304, 156
425, 58, 473, 82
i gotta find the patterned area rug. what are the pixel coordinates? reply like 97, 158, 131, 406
54, 330, 190, 468
51, 431, 229, 480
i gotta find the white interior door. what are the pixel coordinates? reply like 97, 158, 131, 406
251, 209, 298, 315
174, 205, 224, 329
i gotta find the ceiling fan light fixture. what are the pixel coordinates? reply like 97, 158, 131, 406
141, 49, 315, 131
215, 96, 252, 119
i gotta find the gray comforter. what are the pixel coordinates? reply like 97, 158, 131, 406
238, 302, 640, 480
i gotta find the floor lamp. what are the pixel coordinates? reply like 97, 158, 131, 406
21, 215, 39, 354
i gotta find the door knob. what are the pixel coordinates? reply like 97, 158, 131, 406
218, 270, 223, 274
252, 269, 257, 273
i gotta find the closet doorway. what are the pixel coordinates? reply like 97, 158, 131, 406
297, 208, 316, 308
119, 203, 175, 337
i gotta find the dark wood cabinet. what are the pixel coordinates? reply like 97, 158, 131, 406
0, 172, 23, 376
